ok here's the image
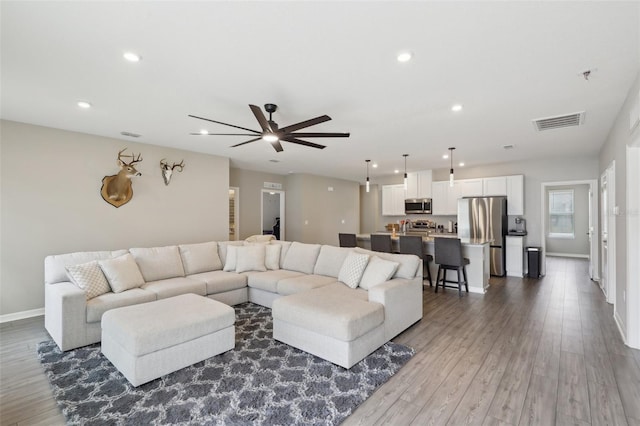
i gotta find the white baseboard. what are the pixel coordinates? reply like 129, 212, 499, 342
614, 308, 627, 345
546, 252, 590, 259
0, 307, 44, 324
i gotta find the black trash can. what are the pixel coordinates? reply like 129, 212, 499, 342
526, 247, 542, 278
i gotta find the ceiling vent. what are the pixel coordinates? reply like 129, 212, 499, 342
532, 111, 585, 131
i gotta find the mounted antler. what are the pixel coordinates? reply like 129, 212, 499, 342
100, 148, 143, 208
160, 159, 185, 185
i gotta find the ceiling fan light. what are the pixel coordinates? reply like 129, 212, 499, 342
199, 129, 209, 135
262, 134, 279, 143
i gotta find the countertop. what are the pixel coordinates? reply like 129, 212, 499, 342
357, 233, 493, 246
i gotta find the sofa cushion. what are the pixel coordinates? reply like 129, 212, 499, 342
359, 256, 400, 290
235, 245, 267, 273
276, 274, 338, 296
129, 246, 185, 282
282, 242, 321, 274
188, 270, 248, 294
270, 241, 292, 268
338, 251, 370, 289
218, 241, 244, 266
99, 254, 146, 293
141, 277, 207, 299
45, 249, 128, 285
272, 283, 382, 341
247, 270, 305, 293
265, 244, 282, 270
313, 245, 351, 278
86, 288, 156, 323
354, 248, 420, 279
179, 241, 222, 274
65, 260, 111, 300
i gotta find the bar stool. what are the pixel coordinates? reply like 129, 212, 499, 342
399, 235, 433, 286
370, 234, 393, 253
434, 237, 469, 295
338, 233, 357, 248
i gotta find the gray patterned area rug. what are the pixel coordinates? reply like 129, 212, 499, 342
37, 303, 414, 426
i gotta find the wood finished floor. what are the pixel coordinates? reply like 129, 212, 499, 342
1, 257, 639, 426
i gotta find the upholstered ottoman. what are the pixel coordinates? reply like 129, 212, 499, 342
101, 293, 235, 386
272, 283, 386, 369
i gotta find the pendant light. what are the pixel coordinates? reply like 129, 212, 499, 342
365, 159, 371, 193
403, 154, 409, 190
448, 147, 455, 187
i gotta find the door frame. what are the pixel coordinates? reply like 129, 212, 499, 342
229, 187, 240, 241
261, 189, 285, 241
602, 162, 616, 305
540, 179, 599, 279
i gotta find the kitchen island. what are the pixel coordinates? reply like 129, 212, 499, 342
356, 233, 492, 294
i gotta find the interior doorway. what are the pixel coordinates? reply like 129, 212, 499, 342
540, 180, 599, 280
229, 187, 239, 241
261, 190, 285, 240
601, 162, 616, 304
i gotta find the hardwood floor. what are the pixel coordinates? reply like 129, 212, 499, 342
1, 257, 639, 425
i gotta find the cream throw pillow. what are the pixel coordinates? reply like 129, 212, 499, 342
179, 241, 222, 274
99, 254, 145, 293
65, 260, 111, 300
235, 245, 267, 273
223, 245, 239, 272
359, 256, 399, 290
338, 251, 370, 289
265, 244, 281, 270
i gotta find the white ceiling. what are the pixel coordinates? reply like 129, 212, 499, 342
2, 1, 639, 182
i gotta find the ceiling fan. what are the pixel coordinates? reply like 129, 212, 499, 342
189, 103, 350, 152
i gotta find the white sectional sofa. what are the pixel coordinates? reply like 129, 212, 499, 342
44, 239, 423, 367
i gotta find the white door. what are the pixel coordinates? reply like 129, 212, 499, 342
601, 173, 608, 296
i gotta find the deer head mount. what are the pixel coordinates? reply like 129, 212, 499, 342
100, 148, 143, 208
160, 159, 184, 185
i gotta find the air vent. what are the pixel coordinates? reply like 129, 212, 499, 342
532, 111, 585, 131
120, 131, 141, 138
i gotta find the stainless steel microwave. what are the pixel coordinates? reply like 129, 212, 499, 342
405, 198, 432, 214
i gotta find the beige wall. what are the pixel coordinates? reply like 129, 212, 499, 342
545, 184, 590, 256
0, 120, 230, 316
229, 168, 286, 240
285, 173, 359, 245
599, 70, 640, 341
360, 184, 380, 234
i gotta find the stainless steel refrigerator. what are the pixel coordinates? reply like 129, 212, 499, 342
457, 196, 508, 276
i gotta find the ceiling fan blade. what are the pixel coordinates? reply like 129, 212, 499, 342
231, 137, 262, 148
271, 140, 284, 152
288, 132, 350, 138
281, 136, 326, 150
188, 114, 261, 134
249, 104, 272, 132
279, 115, 331, 134
189, 133, 259, 136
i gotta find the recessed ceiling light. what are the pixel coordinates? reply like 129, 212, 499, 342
77, 101, 91, 109
459, 162, 465, 167
451, 104, 463, 112
503, 144, 515, 150
199, 130, 209, 135
394, 169, 400, 174
442, 154, 449, 159
120, 131, 141, 138
397, 51, 413, 63
269, 159, 280, 163
372, 163, 378, 168
123, 52, 141, 62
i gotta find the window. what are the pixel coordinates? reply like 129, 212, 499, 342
549, 189, 575, 238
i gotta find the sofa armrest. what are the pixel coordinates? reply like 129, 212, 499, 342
45, 281, 89, 351
368, 277, 423, 340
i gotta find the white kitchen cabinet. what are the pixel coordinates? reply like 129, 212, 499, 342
483, 176, 508, 196
506, 175, 524, 215
406, 170, 433, 199
458, 178, 483, 198
431, 181, 451, 215
382, 184, 406, 216
506, 236, 524, 277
